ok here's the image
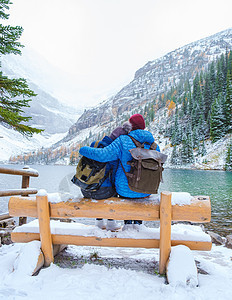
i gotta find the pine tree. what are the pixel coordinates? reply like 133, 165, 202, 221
0, 0, 42, 136
225, 71, 232, 133
210, 94, 226, 142
170, 145, 181, 165
209, 60, 216, 99
192, 125, 200, 149
225, 139, 232, 171
203, 73, 212, 120
198, 137, 207, 157
181, 132, 194, 165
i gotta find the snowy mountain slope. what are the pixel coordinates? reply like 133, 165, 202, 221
69, 28, 232, 136
1, 48, 82, 134
7, 28, 232, 168
0, 47, 84, 161
0, 124, 67, 163
49, 28, 232, 169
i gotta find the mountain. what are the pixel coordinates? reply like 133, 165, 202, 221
69, 28, 232, 136
8, 28, 232, 169
0, 48, 83, 161
1, 48, 82, 134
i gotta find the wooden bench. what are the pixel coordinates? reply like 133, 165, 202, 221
9, 191, 212, 275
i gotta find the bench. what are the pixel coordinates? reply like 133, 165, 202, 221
9, 191, 212, 275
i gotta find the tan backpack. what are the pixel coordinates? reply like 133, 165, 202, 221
121, 136, 168, 194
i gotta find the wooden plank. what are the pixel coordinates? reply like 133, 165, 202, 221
50, 197, 161, 220
0, 212, 10, 221
0, 217, 14, 226
0, 166, 39, 177
172, 196, 211, 222
9, 196, 38, 218
32, 251, 44, 275
9, 196, 211, 222
171, 240, 212, 251
159, 191, 172, 274
11, 232, 212, 251
0, 189, 37, 197
37, 195, 53, 267
19, 167, 30, 225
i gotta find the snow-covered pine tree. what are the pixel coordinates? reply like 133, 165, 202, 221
181, 132, 194, 165
198, 137, 207, 157
170, 145, 181, 165
192, 125, 200, 149
0, 0, 42, 136
225, 71, 232, 133
210, 93, 226, 142
225, 139, 232, 171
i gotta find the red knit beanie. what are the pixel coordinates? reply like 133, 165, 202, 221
129, 114, 145, 130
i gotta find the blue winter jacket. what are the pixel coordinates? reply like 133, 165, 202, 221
90, 136, 117, 188
79, 129, 160, 198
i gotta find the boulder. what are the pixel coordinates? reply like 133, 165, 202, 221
226, 235, 232, 249
207, 231, 224, 245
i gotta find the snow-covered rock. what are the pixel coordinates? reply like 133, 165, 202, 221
167, 245, 198, 287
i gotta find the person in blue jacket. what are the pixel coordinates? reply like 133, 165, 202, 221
79, 114, 160, 230
82, 122, 132, 231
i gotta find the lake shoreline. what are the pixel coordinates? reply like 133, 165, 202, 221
1, 161, 230, 172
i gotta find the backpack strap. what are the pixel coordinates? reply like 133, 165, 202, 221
150, 141, 158, 150
129, 135, 158, 150
129, 135, 143, 148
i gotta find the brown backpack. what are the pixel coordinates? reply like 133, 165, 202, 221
121, 136, 168, 194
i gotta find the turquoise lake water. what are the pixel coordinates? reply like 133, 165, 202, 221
0, 165, 231, 236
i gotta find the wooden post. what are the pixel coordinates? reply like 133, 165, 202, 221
19, 166, 30, 225
37, 194, 54, 267
159, 191, 172, 275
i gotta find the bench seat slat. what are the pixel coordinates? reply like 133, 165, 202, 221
11, 232, 212, 251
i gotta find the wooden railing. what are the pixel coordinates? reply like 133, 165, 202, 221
0, 166, 39, 226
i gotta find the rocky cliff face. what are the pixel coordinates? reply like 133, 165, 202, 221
68, 28, 232, 135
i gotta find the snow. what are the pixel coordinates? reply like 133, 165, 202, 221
0, 241, 232, 299
36, 189, 47, 197
0, 124, 67, 162
37, 189, 83, 203
171, 192, 193, 205
13, 220, 211, 242
167, 245, 198, 287
13, 241, 41, 276
44, 191, 192, 206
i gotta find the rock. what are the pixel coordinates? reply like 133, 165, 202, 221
0, 229, 13, 245
207, 231, 224, 245
226, 235, 232, 249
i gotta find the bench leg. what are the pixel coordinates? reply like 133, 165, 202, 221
37, 194, 54, 267
159, 191, 172, 275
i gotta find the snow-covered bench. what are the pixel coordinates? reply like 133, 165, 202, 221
9, 191, 212, 276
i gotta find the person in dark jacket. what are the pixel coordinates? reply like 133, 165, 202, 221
82, 121, 131, 231
79, 114, 160, 230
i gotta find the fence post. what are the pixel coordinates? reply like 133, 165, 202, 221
159, 191, 172, 275
37, 193, 54, 267
19, 166, 30, 225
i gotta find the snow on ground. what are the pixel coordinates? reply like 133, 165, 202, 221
0, 240, 232, 300
0, 124, 67, 162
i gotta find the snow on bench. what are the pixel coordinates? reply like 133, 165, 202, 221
13, 219, 211, 243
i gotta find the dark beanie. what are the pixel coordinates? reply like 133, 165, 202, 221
129, 114, 145, 130
110, 127, 126, 140
109, 121, 132, 141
